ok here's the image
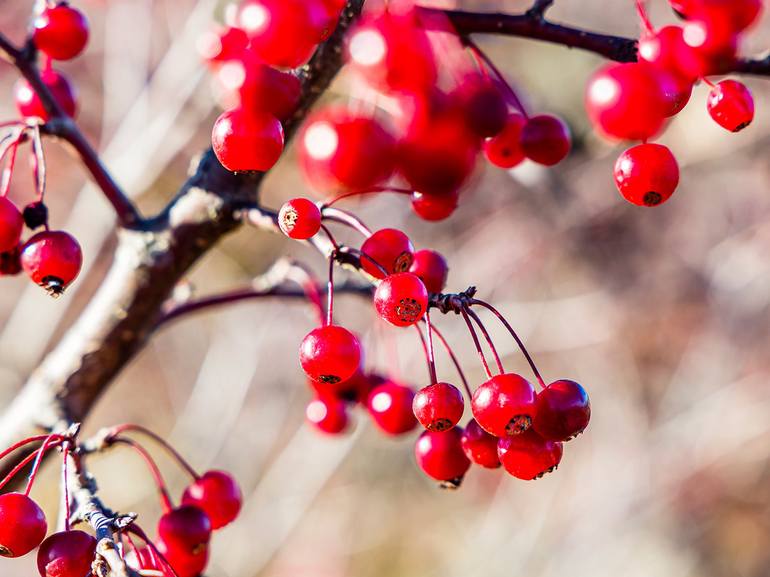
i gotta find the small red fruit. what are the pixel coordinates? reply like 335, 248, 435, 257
181, 471, 243, 530
33, 2, 90, 61
0, 493, 48, 558
197, 26, 249, 64
0, 246, 22, 276
36, 530, 97, 577
411, 191, 459, 222
707, 79, 754, 132
374, 272, 428, 327
278, 198, 321, 240
415, 428, 471, 487
300, 325, 362, 385
520, 114, 571, 166
471, 373, 537, 437
157, 506, 212, 555
638, 26, 698, 84
0, 197, 24, 253
306, 395, 350, 434
21, 230, 83, 296
156, 539, 208, 577
360, 228, 414, 279
409, 249, 448, 294
15, 69, 77, 121
533, 379, 591, 442
461, 419, 501, 469
413, 381, 465, 432
614, 143, 679, 207
455, 76, 508, 138
484, 113, 527, 169
215, 57, 301, 120
212, 108, 284, 172
498, 429, 563, 480
367, 380, 418, 435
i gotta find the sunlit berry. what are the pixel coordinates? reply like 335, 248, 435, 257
367, 380, 418, 435
498, 429, 563, 480
36, 530, 96, 577
21, 230, 83, 297
533, 379, 591, 442
33, 2, 90, 61
415, 428, 471, 488
520, 114, 571, 165
484, 113, 527, 169
360, 228, 414, 280
306, 395, 350, 434
278, 198, 321, 240
413, 381, 465, 431
212, 108, 284, 172
182, 471, 243, 530
0, 493, 47, 558
300, 325, 362, 385
707, 79, 754, 132
409, 249, 448, 294
15, 69, 77, 121
411, 191, 459, 222
374, 272, 428, 327
471, 373, 537, 437
614, 143, 679, 207
461, 419, 501, 468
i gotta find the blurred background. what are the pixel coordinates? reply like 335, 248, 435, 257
1, 0, 770, 576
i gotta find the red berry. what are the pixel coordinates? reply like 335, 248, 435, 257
360, 228, 414, 280
681, 16, 738, 76
212, 108, 284, 172
409, 249, 448, 294
215, 57, 300, 120
497, 429, 563, 480
461, 419, 501, 469
674, 0, 762, 32
614, 143, 679, 207
454, 76, 509, 138
707, 79, 754, 132
0, 197, 24, 254
374, 272, 428, 327
585, 62, 673, 141
484, 113, 527, 169
0, 493, 47, 558
181, 471, 242, 530
33, 2, 89, 61
413, 381, 465, 432
367, 380, 418, 435
278, 198, 321, 239
638, 26, 697, 84
306, 395, 350, 434
15, 69, 77, 121
520, 114, 571, 166
0, 246, 22, 276
309, 368, 375, 404
157, 506, 211, 556
197, 26, 249, 64
471, 373, 537, 437
36, 530, 96, 577
415, 428, 471, 487
300, 325, 362, 385
156, 539, 208, 577
299, 109, 396, 191
237, 0, 331, 68
533, 379, 591, 442
411, 191, 459, 222
21, 230, 83, 296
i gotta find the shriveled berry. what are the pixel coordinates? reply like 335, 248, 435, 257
360, 228, 414, 280
413, 381, 464, 432
367, 380, 418, 435
484, 113, 527, 169
0, 197, 24, 253
306, 395, 350, 434
33, 2, 89, 61
415, 428, 471, 488
461, 419, 501, 469
0, 493, 47, 558
21, 230, 83, 297
411, 191, 458, 222
182, 470, 242, 530
23, 202, 49, 230
707, 79, 754, 132
374, 272, 428, 327
15, 69, 77, 121
614, 143, 679, 207
212, 108, 284, 172
498, 429, 563, 480
409, 249, 448, 294
278, 198, 321, 240
157, 506, 211, 556
471, 373, 537, 437
520, 114, 571, 165
300, 325, 362, 385
533, 379, 591, 442
36, 530, 96, 577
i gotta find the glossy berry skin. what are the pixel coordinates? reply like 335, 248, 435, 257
409, 249, 448, 294
671, 0, 763, 30
278, 198, 321, 240
415, 428, 471, 487
455, 76, 508, 138
0, 197, 24, 253
36, 530, 97, 577
533, 379, 591, 442
585, 62, 673, 141
520, 115, 571, 166
298, 109, 396, 191
484, 114, 527, 169
498, 429, 563, 480
374, 272, 428, 327
638, 26, 697, 84
707, 80, 754, 132
197, 26, 249, 64
367, 380, 418, 435
300, 325, 362, 385
0, 493, 47, 558
461, 419, 501, 469
21, 230, 83, 296
158, 506, 212, 555
413, 382, 465, 432
306, 395, 350, 434
182, 471, 243, 530
471, 373, 537, 438
15, 69, 77, 121
33, 3, 89, 61
614, 144, 679, 208
681, 16, 738, 77
156, 538, 208, 577
310, 369, 374, 404
216, 56, 300, 120
360, 228, 414, 280
411, 191, 458, 222
212, 108, 284, 172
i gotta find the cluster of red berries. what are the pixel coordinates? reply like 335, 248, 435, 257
587, 0, 760, 207
0, 425, 242, 577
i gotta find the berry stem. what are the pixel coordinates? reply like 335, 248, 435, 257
321, 207, 373, 238
111, 437, 174, 512
326, 251, 336, 326
0, 444, 59, 491
24, 433, 61, 496
424, 309, 439, 384
340, 246, 390, 278
31, 124, 47, 201
429, 322, 473, 400
126, 525, 181, 577
62, 442, 71, 532
460, 307, 493, 379
470, 298, 546, 389
0, 126, 26, 197
466, 39, 529, 118
284, 262, 326, 327
0, 433, 62, 461
321, 187, 415, 208
108, 424, 200, 480
464, 306, 505, 374
634, 0, 655, 35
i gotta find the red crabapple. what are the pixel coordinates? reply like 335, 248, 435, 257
374, 272, 428, 327
484, 113, 527, 169
15, 69, 77, 121
0, 493, 48, 558
461, 419, 501, 469
278, 198, 321, 240
520, 115, 571, 166
409, 249, 448, 294
498, 429, 563, 480
360, 228, 414, 279
415, 428, 471, 487
212, 108, 284, 172
614, 143, 679, 207
306, 395, 350, 434
300, 325, 362, 385
533, 379, 591, 442
181, 471, 243, 530
411, 191, 459, 222
21, 230, 83, 296
413, 381, 465, 432
367, 380, 418, 435
471, 373, 537, 437
33, 2, 90, 61
707, 79, 754, 132
36, 530, 97, 577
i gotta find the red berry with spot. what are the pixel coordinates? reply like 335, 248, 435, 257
411, 191, 458, 222
484, 113, 527, 169
299, 109, 396, 191
212, 108, 284, 172
415, 428, 471, 487
461, 419, 501, 469
157, 506, 211, 556
33, 2, 89, 61
156, 539, 208, 577
533, 379, 591, 442
360, 228, 414, 279
300, 325, 362, 385
0, 197, 24, 254
0, 493, 47, 558
181, 471, 242, 530
15, 69, 77, 121
520, 114, 571, 166
374, 272, 428, 327
498, 429, 563, 480
413, 381, 465, 432
36, 530, 97, 577
306, 395, 350, 434
471, 373, 537, 437
279, 198, 321, 239
614, 143, 679, 207
409, 249, 448, 294
21, 230, 83, 297
707, 79, 754, 133
455, 76, 508, 138
367, 380, 418, 435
